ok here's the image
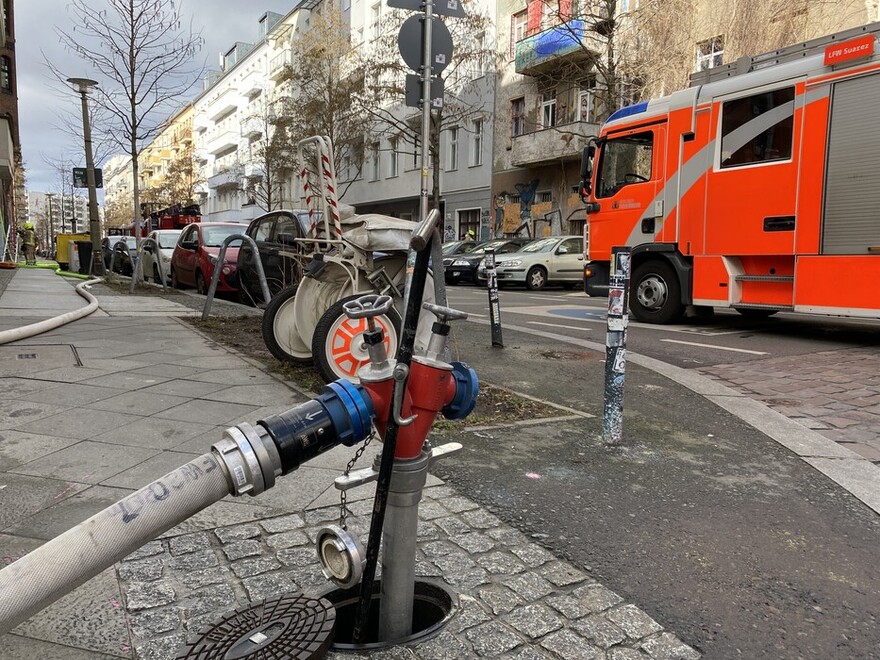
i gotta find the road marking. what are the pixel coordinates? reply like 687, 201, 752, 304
528, 321, 591, 332
659, 339, 769, 355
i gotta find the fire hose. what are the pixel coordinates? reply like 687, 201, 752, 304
0, 380, 375, 635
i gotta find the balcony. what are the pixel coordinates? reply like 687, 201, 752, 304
269, 51, 292, 81
510, 121, 595, 167
515, 20, 595, 76
206, 130, 240, 156
208, 168, 242, 190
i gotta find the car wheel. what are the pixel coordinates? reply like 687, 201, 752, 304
153, 264, 161, 283
311, 294, 401, 383
261, 284, 312, 364
526, 266, 547, 291
630, 260, 684, 324
196, 270, 207, 295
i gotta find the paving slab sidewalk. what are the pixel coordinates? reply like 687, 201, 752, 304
0, 269, 698, 659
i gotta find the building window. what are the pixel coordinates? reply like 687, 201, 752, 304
538, 191, 552, 203
0, 56, 10, 91
696, 35, 724, 71
579, 77, 598, 124
370, 3, 381, 40
370, 141, 380, 180
541, 0, 557, 30
619, 0, 640, 12
389, 136, 399, 177
541, 93, 557, 128
511, 97, 525, 137
470, 119, 483, 166
458, 209, 480, 239
720, 87, 795, 168
448, 127, 459, 171
510, 10, 527, 59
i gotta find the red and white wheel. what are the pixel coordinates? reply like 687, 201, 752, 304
312, 296, 401, 383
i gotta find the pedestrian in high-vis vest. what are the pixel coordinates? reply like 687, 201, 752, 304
17, 222, 38, 265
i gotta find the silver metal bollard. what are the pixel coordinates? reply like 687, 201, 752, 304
202, 233, 272, 319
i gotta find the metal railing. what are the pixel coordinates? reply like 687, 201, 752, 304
202, 233, 271, 319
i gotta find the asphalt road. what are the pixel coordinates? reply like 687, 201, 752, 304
432, 285, 880, 659
444, 284, 880, 370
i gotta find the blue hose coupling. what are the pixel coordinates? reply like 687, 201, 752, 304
257, 380, 375, 475
442, 361, 479, 420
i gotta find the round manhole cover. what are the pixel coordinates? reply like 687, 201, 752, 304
176, 593, 336, 660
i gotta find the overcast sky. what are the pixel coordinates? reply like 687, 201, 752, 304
17, 0, 300, 194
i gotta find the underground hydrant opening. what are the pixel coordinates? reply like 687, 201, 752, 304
321, 579, 457, 650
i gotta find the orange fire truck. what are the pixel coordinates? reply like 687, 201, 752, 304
580, 22, 880, 323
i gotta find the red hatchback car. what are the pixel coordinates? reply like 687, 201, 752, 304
170, 222, 245, 294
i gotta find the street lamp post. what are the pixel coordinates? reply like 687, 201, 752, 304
67, 77, 105, 276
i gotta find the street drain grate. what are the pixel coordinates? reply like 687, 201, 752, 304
0, 344, 81, 374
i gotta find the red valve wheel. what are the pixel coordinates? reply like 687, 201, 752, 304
312, 295, 401, 383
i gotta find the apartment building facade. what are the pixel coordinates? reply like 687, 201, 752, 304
193, 9, 310, 223
0, 0, 19, 259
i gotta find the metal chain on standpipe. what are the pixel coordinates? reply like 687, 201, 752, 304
338, 429, 375, 531
350, 211, 441, 644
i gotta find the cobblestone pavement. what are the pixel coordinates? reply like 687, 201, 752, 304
700, 347, 880, 464
118, 490, 698, 660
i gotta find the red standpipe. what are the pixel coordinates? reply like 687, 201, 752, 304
361, 360, 457, 460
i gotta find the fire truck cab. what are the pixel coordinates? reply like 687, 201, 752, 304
581, 22, 880, 323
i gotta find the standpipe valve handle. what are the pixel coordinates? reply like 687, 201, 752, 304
346, 293, 396, 379
342, 294, 394, 329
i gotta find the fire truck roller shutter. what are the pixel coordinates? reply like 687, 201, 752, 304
822, 73, 880, 255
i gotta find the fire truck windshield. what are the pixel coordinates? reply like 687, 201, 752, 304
595, 132, 653, 198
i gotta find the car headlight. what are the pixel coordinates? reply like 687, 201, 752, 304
500, 259, 521, 267
208, 255, 218, 265
452, 259, 471, 267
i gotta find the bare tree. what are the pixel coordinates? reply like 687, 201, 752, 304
284, 9, 372, 196
238, 96, 297, 212
41, 152, 84, 233
52, 0, 203, 239
357, 7, 496, 207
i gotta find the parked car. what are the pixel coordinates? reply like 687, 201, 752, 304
237, 210, 310, 305
109, 236, 138, 276
441, 240, 480, 259
142, 229, 182, 284
478, 235, 584, 290
170, 223, 244, 294
445, 238, 532, 285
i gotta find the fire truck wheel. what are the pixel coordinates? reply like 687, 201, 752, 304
526, 266, 547, 290
630, 260, 684, 324
312, 295, 401, 384
262, 284, 312, 364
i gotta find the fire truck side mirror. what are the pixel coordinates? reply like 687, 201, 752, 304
580, 145, 594, 178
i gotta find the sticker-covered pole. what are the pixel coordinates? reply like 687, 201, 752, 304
602, 247, 631, 445
485, 248, 503, 347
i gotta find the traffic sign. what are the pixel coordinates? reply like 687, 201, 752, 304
405, 74, 444, 108
73, 167, 103, 189
397, 15, 454, 75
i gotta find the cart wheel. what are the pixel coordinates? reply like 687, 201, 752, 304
311, 295, 402, 383
261, 284, 313, 364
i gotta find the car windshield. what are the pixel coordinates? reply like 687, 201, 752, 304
442, 241, 478, 256
202, 226, 243, 247
519, 238, 558, 253
156, 232, 181, 249
470, 240, 512, 256
122, 237, 137, 249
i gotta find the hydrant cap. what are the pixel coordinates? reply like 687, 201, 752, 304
442, 361, 479, 420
